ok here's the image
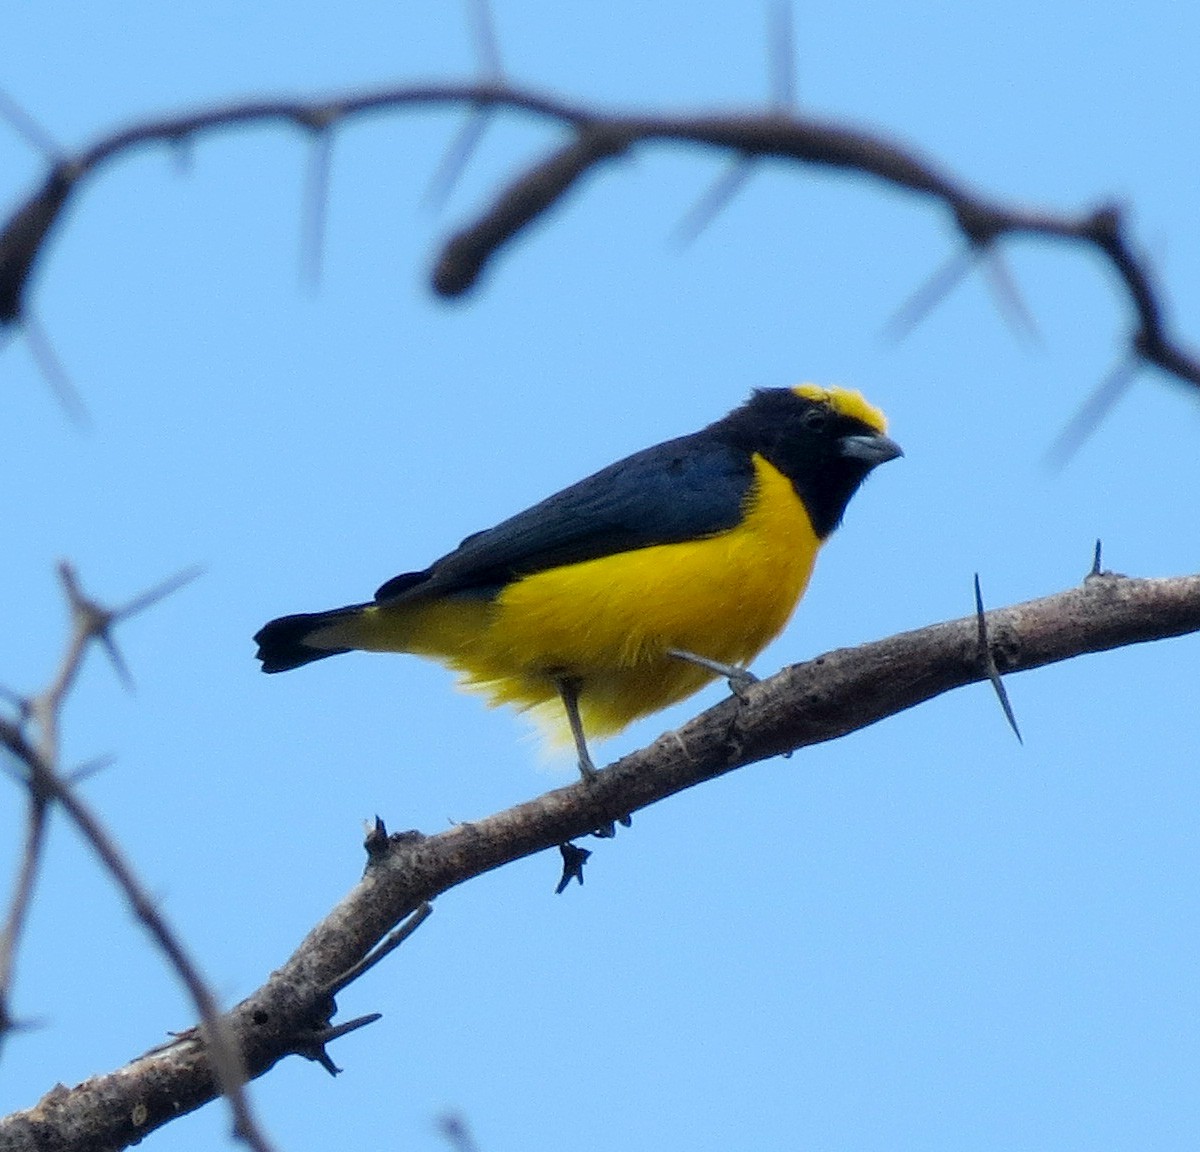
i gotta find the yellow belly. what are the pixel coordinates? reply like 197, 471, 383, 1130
350, 453, 821, 744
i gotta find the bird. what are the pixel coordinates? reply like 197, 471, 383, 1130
254, 384, 901, 776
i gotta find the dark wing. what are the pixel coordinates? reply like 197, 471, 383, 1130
375, 431, 753, 602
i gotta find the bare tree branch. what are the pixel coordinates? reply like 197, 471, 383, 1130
1, 80, 1197, 396
3, 567, 1198, 1152
0, 567, 274, 1152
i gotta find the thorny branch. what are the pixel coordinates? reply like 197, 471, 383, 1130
2, 566, 1199, 1152
0, 76, 1198, 401
0, 565, 276, 1152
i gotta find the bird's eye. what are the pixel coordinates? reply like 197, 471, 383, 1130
802, 408, 828, 433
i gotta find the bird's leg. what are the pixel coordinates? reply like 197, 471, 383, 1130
555, 675, 598, 780
554, 675, 634, 838
666, 648, 759, 701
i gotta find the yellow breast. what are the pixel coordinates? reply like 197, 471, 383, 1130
445, 452, 822, 742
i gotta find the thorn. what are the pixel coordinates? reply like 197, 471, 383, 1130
556, 842, 591, 894
0, 88, 62, 159
467, 0, 503, 78
439, 1112, 482, 1152
974, 574, 1023, 744
425, 0, 503, 208
114, 564, 203, 621
316, 1012, 382, 1044
324, 904, 434, 994
56, 561, 107, 634
423, 109, 492, 210
1044, 356, 1137, 468
296, 1010, 382, 1077
56, 560, 83, 602
672, 156, 756, 247
767, 1, 797, 109
1084, 538, 1123, 580
0, 684, 27, 712
364, 814, 388, 846
58, 564, 201, 693
363, 814, 415, 865
65, 754, 116, 785
882, 244, 984, 343
299, 131, 334, 291
306, 1048, 341, 1077
99, 565, 204, 691
98, 633, 135, 691
981, 249, 1040, 343
22, 311, 89, 425
0, 1004, 46, 1040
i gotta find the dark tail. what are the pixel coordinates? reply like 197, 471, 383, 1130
254, 606, 364, 673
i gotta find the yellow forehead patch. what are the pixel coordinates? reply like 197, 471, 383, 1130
791, 383, 888, 434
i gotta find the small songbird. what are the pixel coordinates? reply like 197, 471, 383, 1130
254, 384, 901, 775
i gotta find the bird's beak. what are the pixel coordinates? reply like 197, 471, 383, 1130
839, 432, 903, 466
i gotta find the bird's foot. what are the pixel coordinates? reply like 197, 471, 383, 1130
666, 648, 758, 700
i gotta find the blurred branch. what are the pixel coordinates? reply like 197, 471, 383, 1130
1, 80, 1198, 399
0, 565, 272, 1152
0, 721, 48, 1047
4, 566, 1198, 1151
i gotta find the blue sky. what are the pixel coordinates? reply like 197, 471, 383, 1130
2, 2, 1199, 1149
